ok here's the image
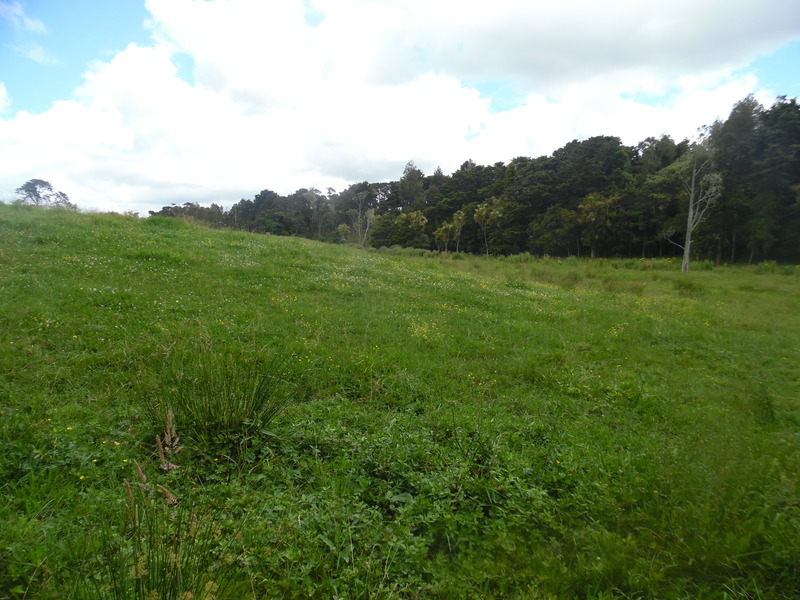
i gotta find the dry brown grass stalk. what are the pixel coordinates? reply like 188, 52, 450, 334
157, 408, 182, 471
156, 484, 179, 506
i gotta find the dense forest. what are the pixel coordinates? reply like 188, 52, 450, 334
149, 95, 800, 263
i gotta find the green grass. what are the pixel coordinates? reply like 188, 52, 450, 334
1, 203, 799, 599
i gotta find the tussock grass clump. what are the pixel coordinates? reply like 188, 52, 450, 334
157, 349, 295, 451
672, 275, 705, 295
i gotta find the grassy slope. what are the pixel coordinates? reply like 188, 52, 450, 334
1, 204, 798, 599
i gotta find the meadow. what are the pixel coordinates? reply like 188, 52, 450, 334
0, 203, 798, 599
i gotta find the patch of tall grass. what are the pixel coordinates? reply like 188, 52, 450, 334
155, 348, 296, 453
76, 461, 243, 600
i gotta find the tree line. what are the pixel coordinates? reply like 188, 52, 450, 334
150, 95, 799, 265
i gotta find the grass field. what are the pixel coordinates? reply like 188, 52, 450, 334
1, 203, 798, 599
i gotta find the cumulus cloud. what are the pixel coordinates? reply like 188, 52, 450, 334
0, 83, 9, 113
0, 0, 798, 213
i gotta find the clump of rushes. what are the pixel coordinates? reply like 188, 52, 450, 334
156, 409, 182, 472
78, 461, 240, 599
160, 350, 295, 452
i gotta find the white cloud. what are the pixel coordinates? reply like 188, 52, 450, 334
14, 43, 60, 65
0, 0, 46, 33
0, 83, 9, 113
342, 0, 800, 92
1, 0, 799, 214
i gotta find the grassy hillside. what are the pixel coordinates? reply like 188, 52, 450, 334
1, 203, 798, 599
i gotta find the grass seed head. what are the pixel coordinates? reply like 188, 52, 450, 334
156, 484, 179, 506
134, 459, 147, 483
123, 478, 134, 505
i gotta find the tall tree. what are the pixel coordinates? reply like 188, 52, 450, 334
347, 191, 376, 247
309, 189, 336, 238
756, 97, 800, 260
451, 209, 466, 252
16, 179, 54, 205
386, 161, 426, 213
551, 136, 631, 208
15, 179, 75, 209
578, 192, 621, 259
707, 95, 764, 261
675, 151, 723, 272
474, 196, 506, 255
51, 191, 78, 211
634, 135, 682, 175
433, 221, 453, 251
529, 205, 579, 256
395, 211, 429, 248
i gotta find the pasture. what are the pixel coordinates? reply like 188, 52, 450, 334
1, 204, 798, 599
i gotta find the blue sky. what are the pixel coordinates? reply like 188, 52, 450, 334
1, 1, 149, 112
1, 0, 799, 214
748, 40, 800, 98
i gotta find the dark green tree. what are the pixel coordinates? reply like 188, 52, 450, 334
384, 161, 426, 213
707, 95, 764, 261
15, 179, 76, 209
529, 205, 580, 256
551, 136, 631, 208
578, 192, 621, 258
756, 97, 800, 260
16, 179, 54, 205
634, 135, 683, 175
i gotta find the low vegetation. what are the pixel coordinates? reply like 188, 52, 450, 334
1, 204, 798, 598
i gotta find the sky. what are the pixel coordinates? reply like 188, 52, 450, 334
1, 0, 799, 215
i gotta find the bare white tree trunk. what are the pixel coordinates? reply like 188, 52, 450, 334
680, 157, 722, 273
348, 192, 376, 247
681, 229, 693, 273
358, 209, 375, 247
